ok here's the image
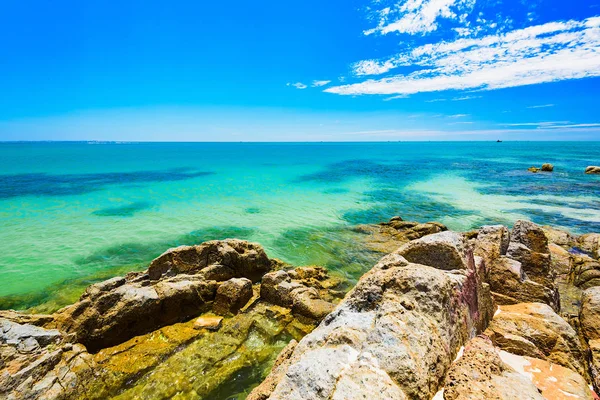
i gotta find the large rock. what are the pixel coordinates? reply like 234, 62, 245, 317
396, 231, 471, 271
260, 267, 339, 320
585, 166, 600, 174
213, 278, 253, 316
579, 287, 600, 393
355, 217, 447, 254
51, 240, 275, 352
579, 233, 600, 260
0, 319, 95, 400
541, 163, 554, 172
148, 239, 272, 282
251, 233, 494, 400
442, 336, 594, 400
484, 303, 588, 378
571, 255, 600, 289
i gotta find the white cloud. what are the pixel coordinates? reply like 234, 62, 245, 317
364, 0, 476, 36
312, 80, 332, 87
527, 104, 554, 109
327, 17, 600, 96
383, 94, 409, 101
452, 95, 482, 101
448, 114, 469, 118
287, 82, 308, 89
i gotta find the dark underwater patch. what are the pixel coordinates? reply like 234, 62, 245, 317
245, 207, 261, 214
0, 168, 214, 199
92, 201, 154, 217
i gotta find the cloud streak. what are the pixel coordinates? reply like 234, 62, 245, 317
326, 16, 600, 96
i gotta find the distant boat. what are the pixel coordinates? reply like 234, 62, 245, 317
497, 140, 503, 142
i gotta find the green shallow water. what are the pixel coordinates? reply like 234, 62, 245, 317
1, 142, 599, 311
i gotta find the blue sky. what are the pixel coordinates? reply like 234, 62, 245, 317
1, 0, 600, 141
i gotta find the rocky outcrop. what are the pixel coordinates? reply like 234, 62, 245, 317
213, 277, 253, 315
354, 216, 447, 253
442, 336, 594, 400
0, 319, 95, 400
581, 287, 600, 392
580, 233, 600, 260
251, 231, 494, 399
484, 303, 588, 378
586, 166, 600, 174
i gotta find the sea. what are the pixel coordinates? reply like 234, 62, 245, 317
1, 141, 599, 312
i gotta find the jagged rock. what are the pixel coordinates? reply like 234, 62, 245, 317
544, 226, 577, 248
442, 336, 594, 400
585, 166, 600, 174
354, 217, 447, 254
506, 220, 559, 310
0, 319, 95, 400
213, 278, 253, 316
260, 267, 339, 320
581, 287, 600, 341
572, 254, 600, 289
473, 225, 510, 264
148, 239, 272, 282
484, 303, 588, 378
396, 231, 471, 271
579, 233, 600, 260
251, 233, 493, 400
542, 163, 554, 172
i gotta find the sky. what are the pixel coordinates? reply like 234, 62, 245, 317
1, 0, 600, 141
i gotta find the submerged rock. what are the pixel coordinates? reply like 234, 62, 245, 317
528, 166, 540, 173
542, 163, 554, 172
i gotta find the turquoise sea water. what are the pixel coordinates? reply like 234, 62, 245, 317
1, 142, 599, 311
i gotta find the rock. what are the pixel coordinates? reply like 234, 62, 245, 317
579, 233, 600, 259
586, 166, 600, 174
396, 231, 471, 271
443, 336, 595, 400
193, 315, 223, 330
260, 267, 340, 320
354, 217, 447, 254
0, 319, 95, 400
442, 336, 546, 399
541, 163, 554, 172
484, 303, 588, 378
474, 225, 510, 263
213, 278, 253, 316
148, 239, 272, 282
581, 287, 600, 341
252, 237, 493, 400
544, 226, 577, 248
46, 239, 278, 352
528, 166, 540, 173
572, 254, 600, 289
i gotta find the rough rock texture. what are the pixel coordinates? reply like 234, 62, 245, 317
213, 277, 253, 315
0, 319, 95, 400
579, 233, 600, 260
49, 239, 277, 351
147, 239, 272, 282
354, 216, 447, 254
484, 303, 588, 378
581, 287, 600, 392
586, 166, 600, 174
260, 266, 341, 320
442, 336, 594, 400
251, 231, 494, 400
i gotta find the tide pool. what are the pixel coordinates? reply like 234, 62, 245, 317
1, 142, 599, 311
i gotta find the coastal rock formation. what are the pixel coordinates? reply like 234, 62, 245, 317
354, 216, 447, 253
586, 166, 600, 174
213, 277, 253, 315
251, 231, 494, 399
528, 166, 540, 173
484, 303, 588, 378
581, 287, 600, 392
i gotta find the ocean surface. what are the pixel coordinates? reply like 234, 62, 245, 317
1, 141, 599, 311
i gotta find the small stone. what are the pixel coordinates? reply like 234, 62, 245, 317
541, 163, 554, 172
213, 278, 253, 315
193, 315, 223, 331
528, 167, 540, 173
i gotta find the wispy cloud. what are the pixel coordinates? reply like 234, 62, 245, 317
499, 121, 600, 129
527, 104, 555, 109
364, 0, 476, 36
327, 16, 600, 96
452, 95, 482, 101
287, 82, 307, 89
448, 114, 469, 118
312, 80, 331, 87
383, 94, 409, 101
